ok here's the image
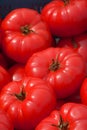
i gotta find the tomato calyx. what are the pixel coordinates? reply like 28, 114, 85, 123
49, 55, 60, 71
15, 86, 26, 101
63, 0, 70, 5
20, 25, 33, 35
52, 115, 69, 130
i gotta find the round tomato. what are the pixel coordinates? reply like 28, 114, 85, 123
0, 77, 57, 130
0, 109, 14, 130
35, 103, 87, 130
1, 8, 54, 63
57, 33, 87, 75
41, 0, 87, 37
25, 47, 86, 99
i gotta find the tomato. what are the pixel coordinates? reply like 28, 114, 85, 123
25, 47, 86, 99
1, 8, 54, 63
8, 63, 25, 81
0, 109, 14, 130
57, 33, 87, 75
0, 77, 57, 130
0, 65, 11, 90
35, 103, 87, 130
80, 78, 87, 105
41, 0, 87, 37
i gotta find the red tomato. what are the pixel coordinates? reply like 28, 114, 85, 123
35, 103, 87, 130
8, 63, 25, 81
41, 0, 87, 37
25, 47, 86, 99
1, 8, 54, 63
0, 65, 11, 90
57, 33, 87, 75
0, 109, 14, 130
80, 78, 87, 105
0, 77, 57, 130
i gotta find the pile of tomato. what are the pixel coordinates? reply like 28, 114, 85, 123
0, 0, 87, 130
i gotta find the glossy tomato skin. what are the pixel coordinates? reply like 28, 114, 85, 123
0, 77, 57, 130
0, 109, 14, 130
41, 0, 87, 37
80, 78, 87, 105
25, 47, 86, 99
1, 8, 54, 63
57, 33, 87, 75
8, 63, 25, 81
35, 103, 87, 130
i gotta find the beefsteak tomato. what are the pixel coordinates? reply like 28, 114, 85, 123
0, 77, 57, 130
1, 8, 54, 63
41, 0, 87, 37
25, 47, 86, 99
36, 103, 87, 130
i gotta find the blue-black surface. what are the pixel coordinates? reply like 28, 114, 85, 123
0, 0, 51, 18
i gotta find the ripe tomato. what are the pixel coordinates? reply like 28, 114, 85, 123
0, 77, 57, 130
41, 0, 87, 37
0, 109, 14, 130
1, 8, 54, 63
8, 63, 25, 81
0, 65, 11, 90
25, 47, 86, 99
35, 103, 87, 130
57, 33, 87, 75
80, 78, 87, 105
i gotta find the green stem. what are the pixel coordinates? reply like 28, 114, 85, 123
51, 115, 69, 130
49, 55, 60, 71
11, 86, 26, 101
63, 0, 70, 5
20, 25, 34, 35
15, 91, 26, 101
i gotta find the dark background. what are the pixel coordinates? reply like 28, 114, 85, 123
0, 0, 51, 18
